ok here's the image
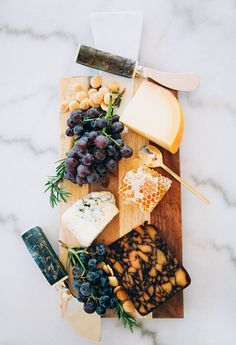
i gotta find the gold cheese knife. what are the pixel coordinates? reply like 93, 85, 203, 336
75, 44, 200, 92
139, 144, 210, 205
22, 226, 101, 341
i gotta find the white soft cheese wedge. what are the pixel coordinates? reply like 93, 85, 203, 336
62, 192, 119, 247
120, 80, 184, 154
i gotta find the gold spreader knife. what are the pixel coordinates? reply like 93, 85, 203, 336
76, 44, 200, 92
139, 144, 210, 205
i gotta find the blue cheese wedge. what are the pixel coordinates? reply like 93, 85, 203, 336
62, 192, 119, 247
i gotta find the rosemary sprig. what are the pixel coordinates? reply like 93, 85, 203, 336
44, 159, 71, 208
105, 94, 114, 120
113, 88, 126, 108
114, 296, 138, 332
60, 241, 90, 272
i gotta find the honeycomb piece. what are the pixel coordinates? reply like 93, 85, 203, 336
119, 165, 172, 212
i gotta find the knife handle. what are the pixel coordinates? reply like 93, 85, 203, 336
76, 44, 136, 78
22, 226, 68, 287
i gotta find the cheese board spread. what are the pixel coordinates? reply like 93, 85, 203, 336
55, 73, 191, 326
20, 36, 209, 340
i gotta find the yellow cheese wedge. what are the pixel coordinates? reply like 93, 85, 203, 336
120, 80, 184, 154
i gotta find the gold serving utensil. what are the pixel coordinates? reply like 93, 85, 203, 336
138, 144, 210, 205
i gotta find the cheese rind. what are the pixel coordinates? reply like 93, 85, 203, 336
120, 80, 184, 154
62, 192, 119, 247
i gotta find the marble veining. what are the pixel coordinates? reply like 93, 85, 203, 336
0, 1, 235, 344
191, 176, 236, 208
0, 24, 78, 46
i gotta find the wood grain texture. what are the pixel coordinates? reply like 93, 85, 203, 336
59, 76, 183, 318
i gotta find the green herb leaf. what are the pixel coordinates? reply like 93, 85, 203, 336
114, 296, 138, 332
44, 158, 71, 208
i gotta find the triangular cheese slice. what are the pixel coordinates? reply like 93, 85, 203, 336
120, 80, 184, 154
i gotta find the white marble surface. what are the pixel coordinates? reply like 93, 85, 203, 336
0, 1, 236, 344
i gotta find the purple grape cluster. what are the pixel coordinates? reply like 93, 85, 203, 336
71, 244, 117, 315
64, 108, 133, 184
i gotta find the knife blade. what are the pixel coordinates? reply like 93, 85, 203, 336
75, 44, 200, 91
22, 226, 101, 342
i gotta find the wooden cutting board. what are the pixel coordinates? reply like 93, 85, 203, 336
59, 76, 183, 318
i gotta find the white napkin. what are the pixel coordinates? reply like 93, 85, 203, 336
90, 11, 143, 61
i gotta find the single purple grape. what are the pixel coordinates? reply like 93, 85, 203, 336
73, 125, 84, 136
111, 122, 124, 133
67, 118, 75, 128
111, 114, 120, 123
105, 159, 117, 171
73, 139, 87, 152
120, 146, 133, 158
106, 145, 116, 157
86, 108, 100, 119
77, 164, 91, 177
76, 175, 87, 185
82, 153, 94, 166
96, 117, 109, 129
95, 135, 109, 149
87, 171, 100, 184
70, 110, 83, 124
64, 171, 76, 183
88, 131, 99, 142
94, 149, 106, 161
67, 149, 79, 159
65, 158, 78, 171
96, 164, 107, 176
66, 128, 74, 137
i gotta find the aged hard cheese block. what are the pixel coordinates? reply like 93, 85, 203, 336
106, 222, 191, 316
120, 80, 184, 154
62, 192, 119, 247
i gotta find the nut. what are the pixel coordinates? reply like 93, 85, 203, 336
106, 265, 114, 276
90, 75, 102, 89
68, 100, 80, 111
101, 102, 109, 111
116, 290, 129, 301
75, 91, 87, 102
175, 268, 188, 287
129, 250, 141, 269
156, 249, 167, 265
137, 245, 152, 253
108, 276, 119, 287
101, 263, 110, 275
60, 100, 69, 113
99, 86, 109, 95
161, 282, 172, 293
107, 81, 119, 92
114, 286, 122, 294
79, 98, 90, 110
104, 92, 115, 105
122, 300, 135, 314
113, 261, 124, 274
88, 88, 97, 97
89, 97, 100, 108
92, 92, 104, 105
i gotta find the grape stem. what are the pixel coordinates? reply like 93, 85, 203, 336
102, 130, 121, 147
